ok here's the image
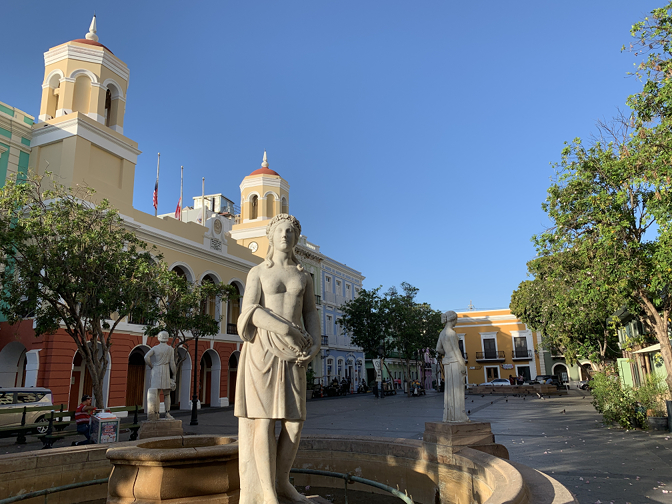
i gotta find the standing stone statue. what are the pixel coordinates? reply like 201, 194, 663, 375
235, 214, 320, 504
144, 331, 176, 421
435, 310, 469, 423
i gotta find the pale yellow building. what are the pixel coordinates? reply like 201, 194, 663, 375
455, 308, 542, 384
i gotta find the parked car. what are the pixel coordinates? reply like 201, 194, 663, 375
0, 388, 53, 435
577, 379, 591, 390
529, 375, 561, 387
479, 378, 511, 386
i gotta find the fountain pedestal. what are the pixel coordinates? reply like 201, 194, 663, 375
138, 419, 183, 440
423, 421, 509, 461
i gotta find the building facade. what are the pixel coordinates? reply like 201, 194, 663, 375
0, 19, 365, 410
0, 100, 33, 186
454, 308, 542, 385
321, 258, 365, 389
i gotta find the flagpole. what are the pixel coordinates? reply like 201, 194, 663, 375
154, 153, 160, 217
201, 177, 205, 226
180, 165, 183, 222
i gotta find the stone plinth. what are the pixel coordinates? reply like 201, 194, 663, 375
423, 421, 509, 462
137, 419, 183, 440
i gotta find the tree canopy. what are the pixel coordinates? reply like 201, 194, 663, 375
0, 174, 162, 406
339, 282, 442, 389
514, 2, 672, 392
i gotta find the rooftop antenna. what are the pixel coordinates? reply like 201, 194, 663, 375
467, 300, 475, 311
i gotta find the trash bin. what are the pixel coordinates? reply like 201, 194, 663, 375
91, 412, 120, 443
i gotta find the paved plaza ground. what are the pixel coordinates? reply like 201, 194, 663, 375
1, 388, 670, 504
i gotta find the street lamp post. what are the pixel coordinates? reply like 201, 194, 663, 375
190, 334, 200, 426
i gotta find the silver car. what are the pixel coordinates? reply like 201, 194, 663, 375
0, 388, 53, 434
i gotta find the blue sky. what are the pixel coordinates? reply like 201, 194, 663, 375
1, 1, 664, 312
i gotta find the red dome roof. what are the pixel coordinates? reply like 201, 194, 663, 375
249, 167, 280, 176
71, 39, 114, 54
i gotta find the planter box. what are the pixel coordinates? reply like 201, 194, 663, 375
647, 416, 669, 431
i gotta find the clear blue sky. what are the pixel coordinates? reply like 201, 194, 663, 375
1, 1, 664, 312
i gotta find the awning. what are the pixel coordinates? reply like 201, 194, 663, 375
633, 343, 661, 354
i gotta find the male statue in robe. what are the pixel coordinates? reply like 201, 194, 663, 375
144, 331, 176, 421
235, 214, 320, 504
435, 310, 469, 423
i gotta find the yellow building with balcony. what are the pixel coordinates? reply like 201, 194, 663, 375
455, 308, 542, 384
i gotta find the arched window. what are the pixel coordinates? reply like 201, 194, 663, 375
265, 194, 275, 218
227, 283, 242, 335
45, 73, 62, 119
281, 197, 288, 215
72, 75, 91, 114
105, 89, 112, 126
250, 195, 258, 220
201, 275, 217, 320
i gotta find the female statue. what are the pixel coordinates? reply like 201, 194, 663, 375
235, 214, 320, 504
435, 310, 469, 423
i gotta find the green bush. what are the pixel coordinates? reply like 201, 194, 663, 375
634, 373, 668, 417
590, 366, 646, 429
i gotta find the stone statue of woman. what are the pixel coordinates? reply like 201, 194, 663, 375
435, 310, 469, 423
144, 331, 176, 421
235, 214, 321, 504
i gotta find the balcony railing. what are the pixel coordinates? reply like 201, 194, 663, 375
512, 349, 533, 360
475, 351, 505, 362
315, 295, 322, 305
227, 323, 238, 335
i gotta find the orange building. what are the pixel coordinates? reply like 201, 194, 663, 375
455, 309, 542, 384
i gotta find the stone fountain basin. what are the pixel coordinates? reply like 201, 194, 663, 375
106, 435, 239, 504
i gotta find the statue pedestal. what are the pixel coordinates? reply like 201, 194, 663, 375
423, 421, 508, 463
138, 419, 183, 440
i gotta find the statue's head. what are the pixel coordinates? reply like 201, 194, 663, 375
158, 331, 170, 343
441, 310, 458, 326
265, 213, 303, 270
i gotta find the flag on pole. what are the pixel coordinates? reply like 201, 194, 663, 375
153, 153, 160, 215
175, 197, 181, 220
153, 179, 158, 211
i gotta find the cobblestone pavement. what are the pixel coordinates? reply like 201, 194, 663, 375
1, 388, 670, 504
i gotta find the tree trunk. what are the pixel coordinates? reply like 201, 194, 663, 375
405, 359, 411, 397
638, 294, 672, 393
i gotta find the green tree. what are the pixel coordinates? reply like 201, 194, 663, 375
0, 174, 161, 406
338, 287, 392, 384
144, 268, 238, 371
510, 250, 623, 370
387, 283, 442, 395
339, 283, 442, 393
528, 3, 672, 393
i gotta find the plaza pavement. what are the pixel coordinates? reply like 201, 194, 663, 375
1, 388, 670, 504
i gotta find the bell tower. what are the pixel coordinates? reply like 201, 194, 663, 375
230, 151, 290, 257
30, 17, 140, 210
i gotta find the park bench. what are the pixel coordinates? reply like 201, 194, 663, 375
0, 403, 143, 448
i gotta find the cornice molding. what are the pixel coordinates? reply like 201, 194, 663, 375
44, 44, 130, 83
31, 116, 141, 163
121, 214, 258, 275
240, 176, 290, 194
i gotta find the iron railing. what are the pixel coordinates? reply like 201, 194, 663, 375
475, 351, 505, 361
0, 470, 415, 504
512, 349, 533, 360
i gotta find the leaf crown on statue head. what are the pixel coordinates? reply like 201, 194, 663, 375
441, 310, 458, 325
265, 213, 302, 238
265, 214, 303, 271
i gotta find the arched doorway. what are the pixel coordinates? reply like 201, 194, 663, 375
125, 346, 149, 408
200, 350, 221, 407
553, 363, 569, 384
228, 351, 239, 406
0, 342, 27, 388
